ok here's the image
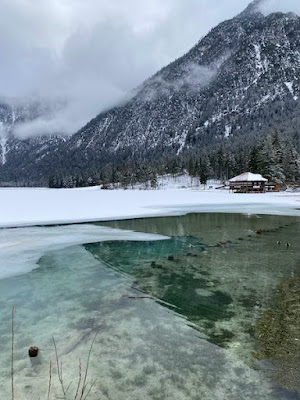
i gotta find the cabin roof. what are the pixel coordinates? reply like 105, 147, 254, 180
229, 172, 268, 183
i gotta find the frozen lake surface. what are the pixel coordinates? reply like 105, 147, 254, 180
0, 186, 299, 228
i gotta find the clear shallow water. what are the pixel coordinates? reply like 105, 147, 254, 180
0, 224, 168, 279
0, 213, 299, 399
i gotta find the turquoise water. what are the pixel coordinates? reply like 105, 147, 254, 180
0, 213, 299, 399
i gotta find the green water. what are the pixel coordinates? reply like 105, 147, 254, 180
0, 213, 299, 399
93, 213, 300, 387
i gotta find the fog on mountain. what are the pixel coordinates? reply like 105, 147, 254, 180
0, 0, 299, 188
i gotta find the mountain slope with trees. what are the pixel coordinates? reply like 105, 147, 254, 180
0, 0, 300, 186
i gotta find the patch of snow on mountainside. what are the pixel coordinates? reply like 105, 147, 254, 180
0, 122, 7, 165
285, 81, 298, 101
176, 131, 189, 155
224, 125, 232, 138
253, 44, 264, 77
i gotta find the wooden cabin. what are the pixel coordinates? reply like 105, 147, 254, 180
265, 183, 280, 192
229, 172, 268, 193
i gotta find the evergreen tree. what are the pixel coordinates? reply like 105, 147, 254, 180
199, 157, 210, 187
256, 135, 285, 183
150, 173, 158, 189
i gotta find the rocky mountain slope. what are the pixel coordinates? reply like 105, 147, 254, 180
0, 0, 300, 185
0, 100, 65, 184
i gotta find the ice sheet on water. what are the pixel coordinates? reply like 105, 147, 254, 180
0, 224, 169, 280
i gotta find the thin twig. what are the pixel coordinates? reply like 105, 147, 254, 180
11, 307, 16, 400
79, 324, 103, 400
47, 361, 52, 400
82, 379, 97, 400
65, 381, 73, 395
79, 333, 97, 399
52, 336, 66, 399
74, 359, 82, 400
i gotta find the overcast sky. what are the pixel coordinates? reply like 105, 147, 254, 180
0, 0, 299, 137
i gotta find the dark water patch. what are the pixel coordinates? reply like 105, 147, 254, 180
85, 236, 204, 275
210, 329, 235, 346
156, 272, 234, 322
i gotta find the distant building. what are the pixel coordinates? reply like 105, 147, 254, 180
229, 172, 268, 193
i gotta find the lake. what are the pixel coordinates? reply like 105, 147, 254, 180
0, 212, 299, 399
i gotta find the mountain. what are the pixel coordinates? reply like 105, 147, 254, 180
1, 0, 300, 185
0, 99, 66, 185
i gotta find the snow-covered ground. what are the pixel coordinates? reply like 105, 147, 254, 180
0, 186, 299, 228
126, 174, 222, 190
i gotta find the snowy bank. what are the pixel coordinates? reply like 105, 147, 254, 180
0, 187, 299, 228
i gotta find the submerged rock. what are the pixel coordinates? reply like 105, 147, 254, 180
28, 346, 39, 358
151, 261, 163, 269
28, 346, 42, 366
195, 289, 214, 297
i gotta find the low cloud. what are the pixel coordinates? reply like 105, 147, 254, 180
259, 0, 299, 15
1, 0, 299, 138
180, 63, 217, 88
143, 64, 217, 100
140, 55, 229, 102
14, 116, 75, 139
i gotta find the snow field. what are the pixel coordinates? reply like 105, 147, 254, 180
0, 186, 299, 228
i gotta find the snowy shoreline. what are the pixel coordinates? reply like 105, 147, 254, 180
0, 186, 299, 228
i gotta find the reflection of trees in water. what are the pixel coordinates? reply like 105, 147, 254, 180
256, 274, 300, 394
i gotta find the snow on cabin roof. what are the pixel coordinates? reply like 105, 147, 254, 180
229, 172, 268, 182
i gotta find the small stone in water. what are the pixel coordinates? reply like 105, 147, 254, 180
28, 346, 39, 358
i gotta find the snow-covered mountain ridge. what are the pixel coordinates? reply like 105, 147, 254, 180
65, 6, 300, 160
0, 0, 300, 184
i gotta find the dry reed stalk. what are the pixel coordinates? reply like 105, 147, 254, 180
74, 360, 82, 400
52, 336, 67, 399
52, 323, 103, 400
47, 361, 52, 400
9, 308, 103, 400
79, 328, 101, 400
11, 306, 16, 400
82, 379, 97, 400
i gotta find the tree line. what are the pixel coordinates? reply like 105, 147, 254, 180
48, 131, 300, 189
